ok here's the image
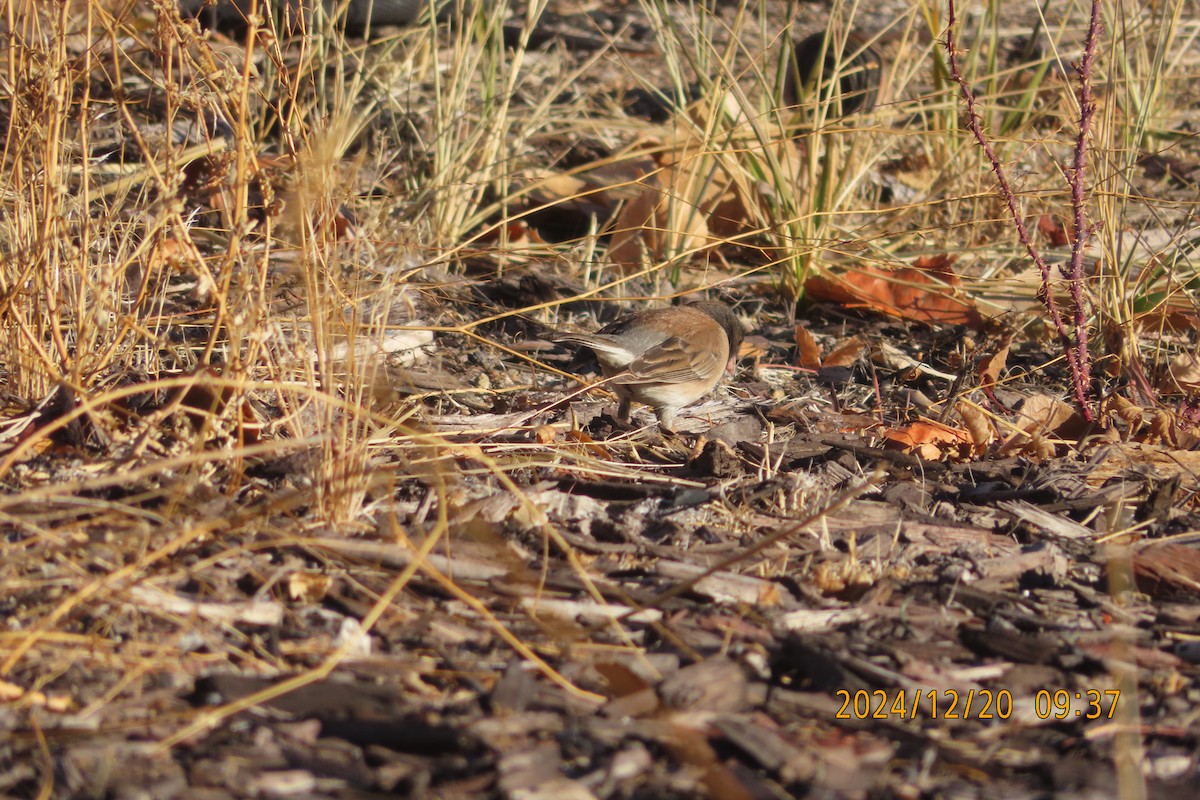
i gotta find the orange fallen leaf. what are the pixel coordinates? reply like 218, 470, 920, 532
823, 335, 867, 368
978, 334, 1013, 390
806, 255, 983, 328
793, 322, 822, 369
881, 418, 973, 461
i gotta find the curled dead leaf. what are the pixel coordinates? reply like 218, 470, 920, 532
1103, 393, 1146, 431
956, 400, 994, 453
607, 115, 802, 271
978, 334, 1013, 390
793, 322, 822, 369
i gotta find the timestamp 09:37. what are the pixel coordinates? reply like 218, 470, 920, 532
834, 688, 1121, 721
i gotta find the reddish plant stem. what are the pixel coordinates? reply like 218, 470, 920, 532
1062, 0, 1102, 416
943, 0, 1096, 421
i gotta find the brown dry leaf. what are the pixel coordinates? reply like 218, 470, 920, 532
607, 156, 716, 271
793, 322, 822, 369
805, 255, 983, 327
706, 188, 754, 238
739, 334, 770, 362
1013, 395, 1080, 434
880, 417, 973, 461
885, 153, 937, 193
1176, 422, 1200, 449
594, 661, 653, 698
521, 165, 633, 236
178, 379, 263, 446
1134, 303, 1200, 333
526, 169, 594, 203
1149, 410, 1176, 444
978, 334, 1013, 389
659, 659, 749, 714
823, 335, 866, 368
999, 395, 1084, 457
1037, 214, 1071, 246
608, 106, 802, 270
1161, 350, 1200, 392
1103, 393, 1146, 431
956, 401, 993, 453
604, 136, 715, 273
287, 572, 333, 603
666, 727, 757, 800
566, 428, 613, 460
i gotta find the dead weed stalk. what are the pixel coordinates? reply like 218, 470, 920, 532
944, 0, 1099, 421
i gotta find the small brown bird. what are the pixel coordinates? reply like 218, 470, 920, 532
549, 301, 745, 429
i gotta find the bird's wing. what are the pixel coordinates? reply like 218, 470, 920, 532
548, 332, 636, 359
617, 335, 722, 385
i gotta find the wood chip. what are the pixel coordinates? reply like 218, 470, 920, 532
657, 560, 793, 606
127, 585, 284, 626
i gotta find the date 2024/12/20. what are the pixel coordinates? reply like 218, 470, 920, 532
834, 688, 1122, 721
